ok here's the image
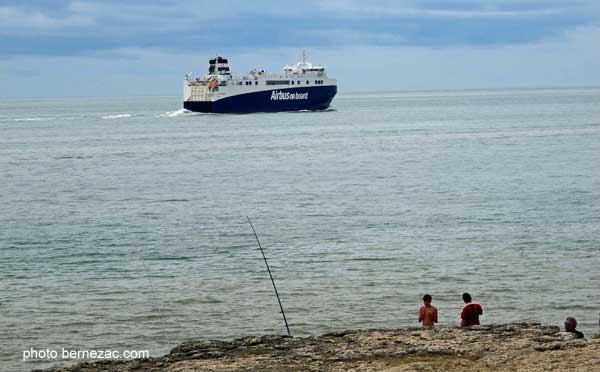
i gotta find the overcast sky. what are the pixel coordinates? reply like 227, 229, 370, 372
1, 0, 599, 98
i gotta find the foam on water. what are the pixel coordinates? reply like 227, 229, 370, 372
13, 117, 56, 122
158, 108, 195, 117
101, 114, 133, 119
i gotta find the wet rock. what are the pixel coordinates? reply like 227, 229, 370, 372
322, 330, 355, 337
536, 325, 561, 335
534, 342, 563, 351
564, 338, 588, 348
170, 339, 232, 355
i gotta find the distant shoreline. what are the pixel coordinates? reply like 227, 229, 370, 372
3, 85, 600, 101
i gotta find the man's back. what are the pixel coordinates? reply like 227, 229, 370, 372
419, 304, 438, 327
461, 302, 483, 327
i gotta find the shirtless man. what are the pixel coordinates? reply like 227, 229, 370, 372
419, 294, 438, 329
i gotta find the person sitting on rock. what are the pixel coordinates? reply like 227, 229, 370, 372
564, 317, 584, 338
419, 294, 438, 329
460, 292, 483, 327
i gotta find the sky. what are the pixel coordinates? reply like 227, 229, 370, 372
1, 0, 599, 98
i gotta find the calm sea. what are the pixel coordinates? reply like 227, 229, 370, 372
1, 89, 599, 371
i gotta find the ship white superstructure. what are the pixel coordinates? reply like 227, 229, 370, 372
183, 53, 337, 113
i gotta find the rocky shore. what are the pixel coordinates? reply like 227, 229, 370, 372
37, 323, 599, 372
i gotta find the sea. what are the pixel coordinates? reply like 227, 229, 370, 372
1, 88, 599, 371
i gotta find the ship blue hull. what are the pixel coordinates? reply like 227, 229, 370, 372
184, 85, 337, 113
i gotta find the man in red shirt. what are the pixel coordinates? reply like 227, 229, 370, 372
460, 292, 483, 327
419, 294, 438, 329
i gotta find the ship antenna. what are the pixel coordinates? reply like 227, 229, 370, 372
246, 216, 292, 337
302, 49, 307, 64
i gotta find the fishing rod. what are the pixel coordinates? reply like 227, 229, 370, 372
246, 216, 291, 337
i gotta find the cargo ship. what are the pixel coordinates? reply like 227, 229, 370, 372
183, 53, 337, 113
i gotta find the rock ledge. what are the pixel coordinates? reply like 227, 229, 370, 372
37, 323, 599, 372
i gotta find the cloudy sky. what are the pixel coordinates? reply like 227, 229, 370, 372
1, 0, 599, 97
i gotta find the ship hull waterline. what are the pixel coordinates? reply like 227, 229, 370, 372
184, 86, 337, 114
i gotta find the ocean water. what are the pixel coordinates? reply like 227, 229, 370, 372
1, 89, 599, 371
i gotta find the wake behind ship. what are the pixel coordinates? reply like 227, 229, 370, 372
183, 54, 337, 113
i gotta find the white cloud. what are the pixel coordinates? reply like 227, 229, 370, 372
0, 5, 94, 35
1, 25, 599, 98
320, 25, 600, 91
318, 1, 565, 19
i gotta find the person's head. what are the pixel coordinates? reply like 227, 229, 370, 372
565, 317, 577, 332
462, 293, 472, 303
423, 294, 432, 305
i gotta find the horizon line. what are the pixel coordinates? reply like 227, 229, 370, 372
1, 85, 599, 101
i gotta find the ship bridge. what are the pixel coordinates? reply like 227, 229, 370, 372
208, 56, 231, 75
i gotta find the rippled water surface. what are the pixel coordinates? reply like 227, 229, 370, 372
1, 89, 599, 371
